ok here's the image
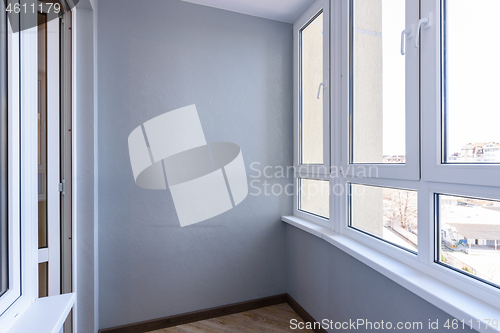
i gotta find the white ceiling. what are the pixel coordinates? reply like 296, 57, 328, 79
181, 0, 315, 23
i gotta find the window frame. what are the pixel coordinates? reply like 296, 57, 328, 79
339, 176, 421, 265
292, 0, 500, 319
293, 0, 331, 227
338, 0, 422, 256
0, 6, 45, 330
0, 7, 23, 319
420, 0, 500, 188
296, 176, 330, 221
435, 192, 500, 290
424, 181, 500, 308
0, 1, 9, 299
341, 0, 420, 181
1, 2, 78, 332
347, 182, 419, 255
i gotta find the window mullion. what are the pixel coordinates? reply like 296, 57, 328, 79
330, 0, 343, 233
420, 0, 444, 184
414, 0, 435, 267
417, 181, 434, 266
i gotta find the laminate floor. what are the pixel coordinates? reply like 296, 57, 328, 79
146, 303, 314, 333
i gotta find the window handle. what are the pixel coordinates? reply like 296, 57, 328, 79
415, 14, 432, 48
400, 27, 412, 55
317, 82, 327, 99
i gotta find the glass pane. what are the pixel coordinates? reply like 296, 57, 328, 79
438, 195, 500, 286
350, 184, 417, 252
444, 0, 500, 163
38, 13, 48, 249
299, 179, 329, 218
300, 12, 324, 165
351, 0, 406, 163
38, 262, 48, 298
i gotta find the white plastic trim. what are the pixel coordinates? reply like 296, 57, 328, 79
0, 15, 40, 331
8, 293, 75, 333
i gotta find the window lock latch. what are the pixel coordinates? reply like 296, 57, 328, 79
59, 180, 65, 194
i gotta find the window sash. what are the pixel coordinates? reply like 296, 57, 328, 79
294, 177, 331, 226
348, 183, 418, 254
0, 8, 21, 318
427, 182, 500, 301
0, 7, 39, 329
420, 0, 500, 188
435, 192, 500, 289
341, 0, 420, 181
293, 0, 331, 227
1, 4, 9, 298
339, 176, 421, 258
293, 0, 330, 178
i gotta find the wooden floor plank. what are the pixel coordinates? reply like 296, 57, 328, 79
147, 304, 314, 333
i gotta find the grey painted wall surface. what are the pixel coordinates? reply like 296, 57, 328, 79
286, 225, 477, 333
97, 0, 293, 329
74, 6, 96, 333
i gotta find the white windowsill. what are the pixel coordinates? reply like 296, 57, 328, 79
282, 215, 500, 333
8, 293, 75, 333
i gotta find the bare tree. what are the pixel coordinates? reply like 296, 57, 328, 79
383, 189, 418, 233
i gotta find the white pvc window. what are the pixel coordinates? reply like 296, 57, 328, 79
293, 0, 330, 226
299, 178, 329, 219
0, 7, 45, 331
343, 0, 419, 181
423, 0, 500, 292
347, 0, 500, 302
292, 0, 500, 313
340, 0, 420, 260
421, 0, 500, 188
442, 0, 500, 165
436, 194, 500, 287
349, 183, 418, 253
0, 8, 22, 318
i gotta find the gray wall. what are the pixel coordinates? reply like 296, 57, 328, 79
97, 0, 293, 329
74, 2, 97, 333
96, 1, 470, 331
286, 225, 477, 332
